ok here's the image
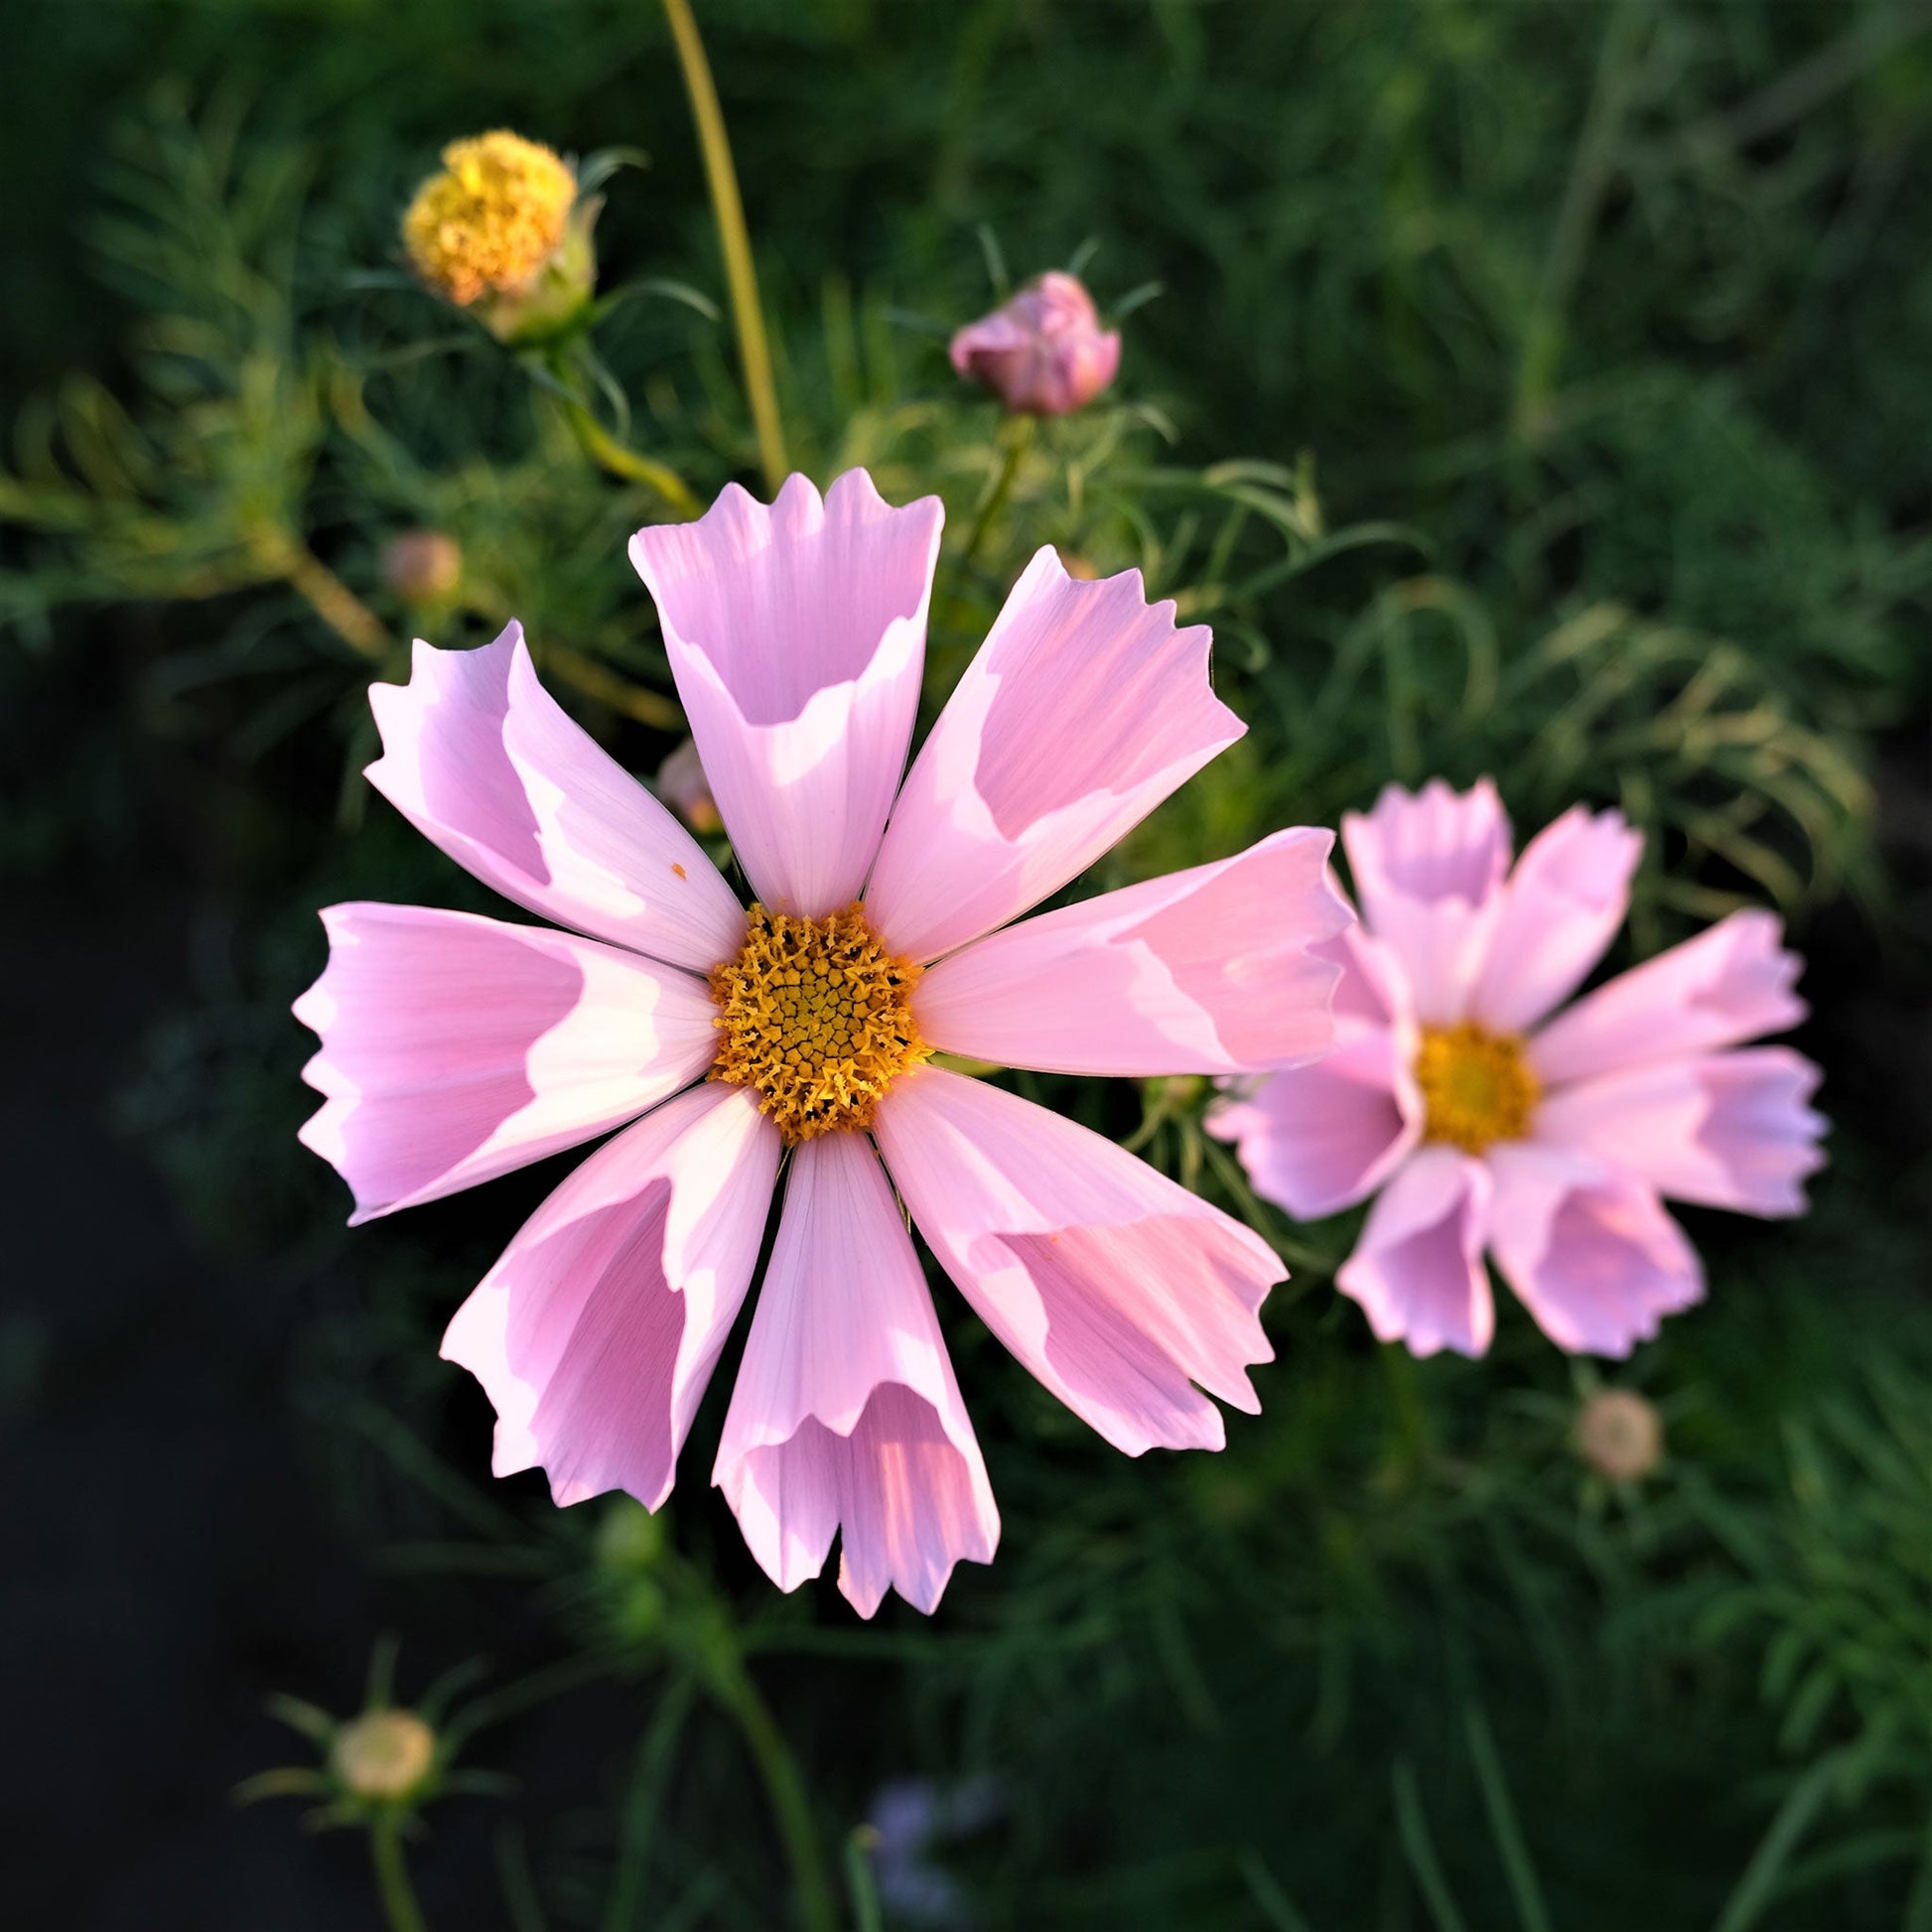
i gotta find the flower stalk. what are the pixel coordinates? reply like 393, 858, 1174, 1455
368, 1814, 430, 1932
660, 0, 788, 492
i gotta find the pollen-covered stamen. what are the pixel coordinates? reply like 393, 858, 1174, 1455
1415, 1022, 1540, 1154
708, 903, 927, 1145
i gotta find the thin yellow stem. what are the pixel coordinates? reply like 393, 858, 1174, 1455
660, 0, 788, 492
558, 395, 704, 519
253, 526, 388, 660
960, 415, 1035, 569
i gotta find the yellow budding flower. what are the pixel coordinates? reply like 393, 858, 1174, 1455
404, 131, 578, 308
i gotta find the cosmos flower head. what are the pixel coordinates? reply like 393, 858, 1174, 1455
402, 130, 595, 342
294, 469, 1352, 1615
1212, 778, 1827, 1359
950, 272, 1121, 417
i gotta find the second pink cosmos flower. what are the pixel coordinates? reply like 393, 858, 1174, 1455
295, 470, 1349, 1615
1212, 778, 1826, 1359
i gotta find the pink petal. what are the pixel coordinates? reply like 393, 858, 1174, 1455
1334, 1146, 1494, 1357
1340, 779, 1511, 1024
628, 472, 944, 917
1536, 1046, 1826, 1216
1529, 910, 1806, 1087
915, 829, 1350, 1075
293, 903, 720, 1224
1210, 1033, 1422, 1219
365, 623, 744, 973
1466, 806, 1643, 1035
864, 550, 1244, 962
441, 1083, 779, 1509
874, 1068, 1280, 1455
715, 1133, 999, 1617
1326, 916, 1416, 1030
1485, 1144, 1704, 1356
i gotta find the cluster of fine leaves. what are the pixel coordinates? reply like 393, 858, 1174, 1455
2, 3, 1929, 1929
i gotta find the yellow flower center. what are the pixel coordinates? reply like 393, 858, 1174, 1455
708, 904, 928, 1145
402, 131, 576, 307
1415, 1023, 1540, 1154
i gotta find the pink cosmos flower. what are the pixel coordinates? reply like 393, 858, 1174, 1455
949, 272, 1121, 416
295, 469, 1350, 1615
1211, 778, 1827, 1359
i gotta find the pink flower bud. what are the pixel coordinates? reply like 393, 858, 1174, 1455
656, 737, 721, 835
949, 272, 1121, 417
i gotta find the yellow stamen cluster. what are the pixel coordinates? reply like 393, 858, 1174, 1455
402, 131, 576, 307
1415, 1023, 1540, 1154
708, 903, 927, 1145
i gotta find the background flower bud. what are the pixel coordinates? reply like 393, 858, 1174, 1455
1575, 1388, 1664, 1483
656, 737, 722, 834
379, 530, 463, 606
950, 271, 1121, 416
330, 1709, 438, 1803
402, 130, 595, 343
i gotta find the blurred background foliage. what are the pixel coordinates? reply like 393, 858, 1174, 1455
1, 2, 1929, 1928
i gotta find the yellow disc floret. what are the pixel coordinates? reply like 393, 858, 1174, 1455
709, 903, 928, 1145
1415, 1023, 1541, 1154
403, 131, 577, 307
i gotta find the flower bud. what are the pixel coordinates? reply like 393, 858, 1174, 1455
950, 272, 1121, 417
380, 530, 463, 606
657, 738, 722, 835
1575, 1388, 1664, 1483
402, 131, 596, 344
330, 1710, 438, 1803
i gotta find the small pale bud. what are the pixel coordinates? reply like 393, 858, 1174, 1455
331, 1710, 437, 1802
950, 272, 1121, 417
657, 738, 722, 835
1575, 1389, 1663, 1483
380, 531, 463, 605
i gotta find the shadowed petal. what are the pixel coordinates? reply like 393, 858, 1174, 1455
293, 903, 720, 1223
441, 1084, 780, 1510
917, 829, 1350, 1075
629, 471, 944, 916
865, 550, 1244, 962
1210, 1032, 1422, 1219
1334, 1146, 1494, 1357
365, 623, 744, 971
715, 1134, 999, 1617
1537, 1046, 1826, 1216
874, 1068, 1280, 1455
1486, 1145, 1704, 1356
1529, 910, 1806, 1087
1467, 806, 1643, 1035
1340, 779, 1511, 1024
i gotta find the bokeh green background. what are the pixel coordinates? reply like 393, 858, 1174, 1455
2, 3, 1928, 1928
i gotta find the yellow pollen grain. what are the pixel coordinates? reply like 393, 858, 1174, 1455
1415, 1022, 1540, 1154
402, 131, 576, 307
708, 903, 928, 1145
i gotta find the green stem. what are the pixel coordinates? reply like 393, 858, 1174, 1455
660, 0, 788, 493
557, 394, 703, 519
709, 1650, 837, 1932
960, 415, 1035, 569
368, 1815, 430, 1932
